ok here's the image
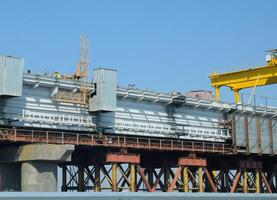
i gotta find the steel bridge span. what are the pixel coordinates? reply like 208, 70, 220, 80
0, 55, 276, 193
0, 126, 276, 193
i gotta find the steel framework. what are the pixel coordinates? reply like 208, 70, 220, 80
59, 153, 277, 193
0, 126, 276, 193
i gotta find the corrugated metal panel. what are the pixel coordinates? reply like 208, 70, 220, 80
235, 115, 277, 155
248, 116, 258, 154
272, 119, 277, 154
261, 118, 270, 154
96, 98, 229, 142
235, 115, 245, 148
0, 55, 23, 97
1, 85, 95, 131
89, 68, 117, 112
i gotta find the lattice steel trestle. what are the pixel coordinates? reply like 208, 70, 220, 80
59, 148, 277, 193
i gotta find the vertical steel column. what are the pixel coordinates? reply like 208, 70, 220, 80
78, 165, 84, 192
234, 89, 240, 104
268, 118, 274, 155
198, 167, 203, 192
182, 167, 189, 192
112, 163, 117, 192
256, 117, 262, 154
244, 116, 250, 154
220, 170, 226, 192
61, 164, 67, 192
243, 169, 248, 193
231, 113, 237, 152
94, 164, 101, 192
148, 168, 153, 186
225, 170, 230, 192
130, 164, 136, 192
164, 167, 170, 192
255, 169, 261, 193
215, 87, 220, 102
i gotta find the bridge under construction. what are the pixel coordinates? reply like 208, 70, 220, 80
0, 47, 277, 193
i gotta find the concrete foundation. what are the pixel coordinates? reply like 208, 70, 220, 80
0, 144, 74, 192
21, 161, 57, 192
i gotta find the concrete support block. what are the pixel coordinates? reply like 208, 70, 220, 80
21, 161, 57, 192
0, 144, 75, 192
0, 144, 74, 162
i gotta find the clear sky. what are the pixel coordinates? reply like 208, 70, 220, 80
1, 0, 277, 103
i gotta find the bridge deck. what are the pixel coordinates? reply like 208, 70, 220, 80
0, 127, 231, 154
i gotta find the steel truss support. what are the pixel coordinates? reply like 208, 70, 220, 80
59, 155, 277, 193
213, 160, 275, 193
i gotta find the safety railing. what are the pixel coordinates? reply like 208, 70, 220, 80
0, 127, 232, 154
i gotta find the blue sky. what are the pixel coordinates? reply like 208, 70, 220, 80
1, 0, 277, 103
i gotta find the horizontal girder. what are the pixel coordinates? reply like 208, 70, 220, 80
210, 65, 277, 90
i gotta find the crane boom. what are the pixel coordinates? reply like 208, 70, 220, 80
209, 49, 277, 103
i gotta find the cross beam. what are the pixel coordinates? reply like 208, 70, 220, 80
209, 57, 277, 103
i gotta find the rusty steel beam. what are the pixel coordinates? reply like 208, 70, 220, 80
239, 160, 262, 169
178, 158, 207, 167
151, 168, 164, 192
168, 166, 182, 192
0, 127, 231, 154
230, 170, 241, 193
261, 172, 273, 193
204, 168, 217, 192
137, 165, 152, 192
106, 153, 140, 164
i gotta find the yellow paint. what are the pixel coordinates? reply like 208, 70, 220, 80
198, 167, 203, 192
112, 163, 117, 192
183, 167, 189, 192
130, 164, 136, 192
243, 170, 248, 193
209, 51, 277, 103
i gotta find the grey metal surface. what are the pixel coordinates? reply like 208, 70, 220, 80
235, 114, 277, 154
0, 55, 23, 97
0, 193, 276, 200
89, 68, 117, 112
0, 62, 277, 153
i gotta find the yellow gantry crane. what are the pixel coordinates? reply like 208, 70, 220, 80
209, 49, 277, 103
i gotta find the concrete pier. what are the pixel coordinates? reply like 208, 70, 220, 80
21, 161, 57, 192
0, 144, 74, 192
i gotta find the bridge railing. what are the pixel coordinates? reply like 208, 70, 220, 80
0, 127, 232, 154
